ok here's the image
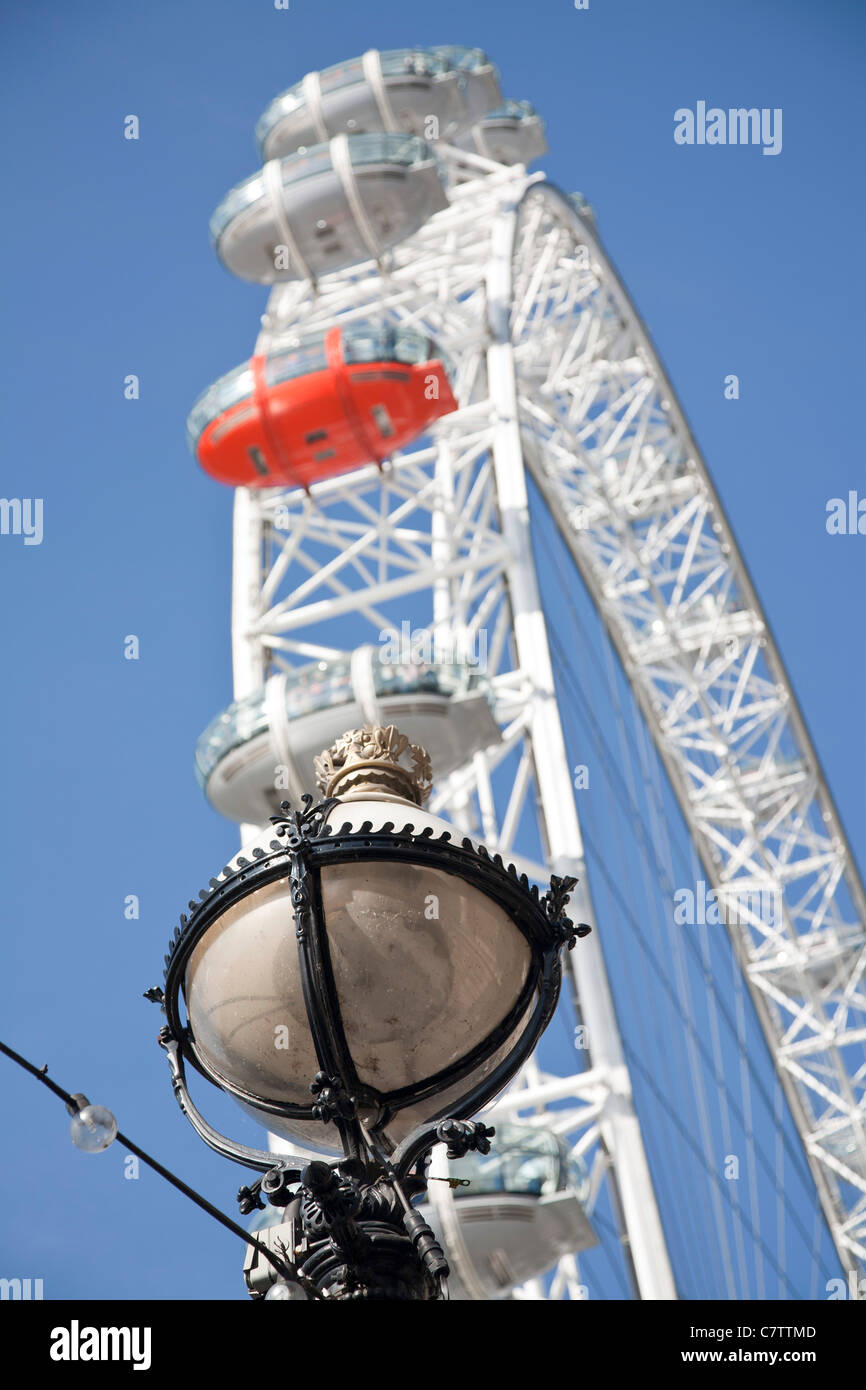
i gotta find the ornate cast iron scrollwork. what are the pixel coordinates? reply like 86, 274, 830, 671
241, 1123, 461, 1300
436, 1118, 495, 1160
155, 726, 594, 1299
309, 1071, 355, 1126
541, 873, 592, 949
270, 791, 340, 845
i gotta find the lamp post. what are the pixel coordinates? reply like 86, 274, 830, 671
152, 725, 588, 1300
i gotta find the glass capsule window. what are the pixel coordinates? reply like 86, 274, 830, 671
345, 132, 434, 169
256, 48, 496, 152
210, 147, 335, 245
276, 145, 337, 186
262, 58, 364, 119
316, 56, 366, 96
373, 660, 484, 700
256, 51, 450, 149
209, 174, 268, 245
565, 1154, 591, 1205
348, 324, 454, 381
313, 50, 451, 90
254, 95, 304, 148
447, 1121, 578, 1199
265, 335, 328, 388
266, 322, 453, 377
484, 100, 539, 123
344, 324, 409, 364
194, 689, 272, 786
378, 48, 450, 78
268, 49, 451, 110
341, 323, 443, 370
431, 45, 495, 74
194, 656, 488, 787
285, 659, 353, 720
195, 662, 352, 786
187, 364, 256, 449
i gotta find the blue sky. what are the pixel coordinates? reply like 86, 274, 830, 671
0, 0, 863, 1299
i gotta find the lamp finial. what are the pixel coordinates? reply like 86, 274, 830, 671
314, 725, 432, 805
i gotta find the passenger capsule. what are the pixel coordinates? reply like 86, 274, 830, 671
210, 134, 447, 284
457, 100, 548, 166
419, 1121, 597, 1299
256, 47, 502, 161
195, 649, 500, 826
187, 323, 458, 491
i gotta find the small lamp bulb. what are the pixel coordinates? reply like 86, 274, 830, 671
264, 1280, 307, 1301
70, 1105, 118, 1153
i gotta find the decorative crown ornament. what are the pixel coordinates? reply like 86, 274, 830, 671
313, 725, 433, 805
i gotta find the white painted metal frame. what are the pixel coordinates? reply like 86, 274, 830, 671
226, 143, 865, 1290
507, 183, 866, 1278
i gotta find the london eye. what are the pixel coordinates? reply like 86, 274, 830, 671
183, 45, 866, 1300
1, 11, 863, 1314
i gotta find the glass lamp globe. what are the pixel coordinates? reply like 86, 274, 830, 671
177, 727, 539, 1152
264, 1280, 308, 1301
70, 1105, 118, 1153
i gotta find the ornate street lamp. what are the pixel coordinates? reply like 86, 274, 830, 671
151, 725, 589, 1300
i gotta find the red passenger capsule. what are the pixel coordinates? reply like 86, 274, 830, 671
188, 325, 458, 490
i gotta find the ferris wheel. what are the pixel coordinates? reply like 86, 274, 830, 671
186, 45, 866, 1300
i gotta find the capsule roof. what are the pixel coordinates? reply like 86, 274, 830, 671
255, 46, 501, 161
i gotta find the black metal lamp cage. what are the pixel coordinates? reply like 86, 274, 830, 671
150, 729, 589, 1300
159, 795, 583, 1165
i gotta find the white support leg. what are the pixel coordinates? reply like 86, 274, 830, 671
486, 210, 677, 1300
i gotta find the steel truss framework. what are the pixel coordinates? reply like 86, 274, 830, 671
228, 144, 866, 1291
